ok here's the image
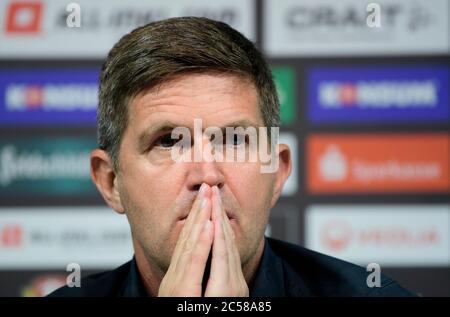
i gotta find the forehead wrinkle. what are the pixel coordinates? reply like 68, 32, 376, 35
128, 74, 262, 138
134, 94, 258, 124
134, 74, 255, 110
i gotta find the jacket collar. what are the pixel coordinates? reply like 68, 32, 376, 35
121, 237, 310, 297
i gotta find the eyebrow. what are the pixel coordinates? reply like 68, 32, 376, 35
137, 119, 260, 150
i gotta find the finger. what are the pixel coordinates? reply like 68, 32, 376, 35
214, 187, 242, 277
206, 187, 248, 297
179, 183, 209, 241
174, 188, 212, 273
210, 185, 220, 222
209, 186, 229, 284
225, 220, 242, 275
182, 218, 214, 293
160, 191, 213, 297
222, 214, 239, 277
219, 205, 247, 297
212, 187, 234, 261
170, 184, 210, 272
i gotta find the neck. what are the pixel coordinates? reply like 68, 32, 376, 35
133, 241, 165, 297
134, 237, 266, 297
242, 237, 265, 286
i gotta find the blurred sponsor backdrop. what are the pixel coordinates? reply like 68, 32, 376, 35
0, 0, 449, 296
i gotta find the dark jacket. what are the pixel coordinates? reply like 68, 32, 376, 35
48, 237, 415, 297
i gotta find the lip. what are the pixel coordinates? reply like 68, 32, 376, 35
178, 210, 236, 221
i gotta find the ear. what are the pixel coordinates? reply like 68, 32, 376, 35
270, 143, 292, 208
90, 149, 125, 214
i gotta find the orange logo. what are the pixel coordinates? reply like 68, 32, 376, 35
307, 134, 450, 193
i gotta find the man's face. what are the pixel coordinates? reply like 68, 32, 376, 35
115, 73, 283, 271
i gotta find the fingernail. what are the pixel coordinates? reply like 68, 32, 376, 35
199, 184, 208, 200
201, 197, 208, 209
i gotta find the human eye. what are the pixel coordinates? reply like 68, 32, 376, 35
231, 133, 247, 146
154, 133, 178, 149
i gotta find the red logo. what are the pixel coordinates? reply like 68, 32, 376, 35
1, 225, 23, 247
6, 2, 43, 34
